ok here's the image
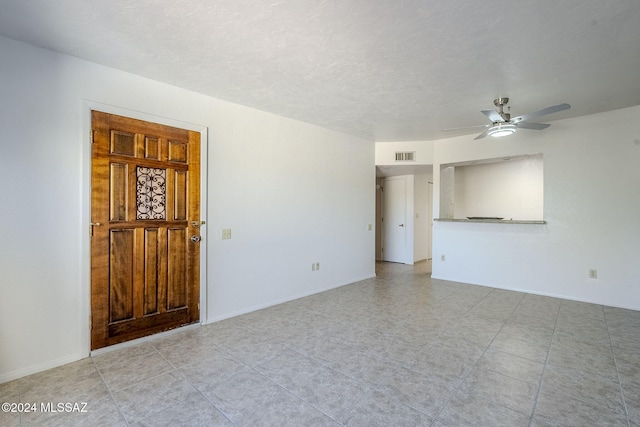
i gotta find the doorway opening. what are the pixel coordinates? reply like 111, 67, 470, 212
375, 172, 432, 270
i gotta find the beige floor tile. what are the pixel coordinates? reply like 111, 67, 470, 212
539, 365, 625, 411
456, 368, 538, 416
133, 393, 232, 427
534, 387, 627, 426
375, 367, 457, 417
342, 390, 434, 427
199, 368, 297, 424
111, 370, 200, 424
20, 358, 110, 403
437, 389, 530, 427
5, 261, 640, 426
96, 350, 174, 392
475, 348, 545, 384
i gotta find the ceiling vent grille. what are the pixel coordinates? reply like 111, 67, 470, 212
395, 151, 415, 161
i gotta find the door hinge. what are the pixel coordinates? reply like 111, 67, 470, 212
89, 316, 92, 330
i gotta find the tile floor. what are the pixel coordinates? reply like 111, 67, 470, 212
2, 261, 640, 426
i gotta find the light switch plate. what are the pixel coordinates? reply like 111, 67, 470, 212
222, 229, 232, 240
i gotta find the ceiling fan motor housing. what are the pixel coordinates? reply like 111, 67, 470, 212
494, 97, 509, 107
494, 97, 510, 121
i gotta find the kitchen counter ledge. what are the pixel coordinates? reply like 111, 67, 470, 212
435, 218, 546, 224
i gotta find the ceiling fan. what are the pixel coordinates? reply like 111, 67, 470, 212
444, 97, 571, 140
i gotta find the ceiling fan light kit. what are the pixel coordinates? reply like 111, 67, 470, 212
443, 97, 571, 140
487, 123, 517, 138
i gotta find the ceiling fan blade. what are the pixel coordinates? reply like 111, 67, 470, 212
511, 103, 571, 123
481, 109, 505, 122
474, 128, 491, 140
442, 124, 489, 132
516, 122, 551, 130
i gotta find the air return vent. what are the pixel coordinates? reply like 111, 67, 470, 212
395, 151, 415, 161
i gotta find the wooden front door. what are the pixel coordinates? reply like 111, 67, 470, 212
90, 111, 201, 350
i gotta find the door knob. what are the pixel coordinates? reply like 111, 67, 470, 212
399, 224, 404, 227
190, 235, 201, 243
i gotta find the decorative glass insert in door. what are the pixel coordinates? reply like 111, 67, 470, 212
136, 167, 166, 220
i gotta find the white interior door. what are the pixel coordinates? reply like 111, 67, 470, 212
382, 177, 407, 263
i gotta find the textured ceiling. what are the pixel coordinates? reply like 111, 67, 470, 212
1, 0, 639, 142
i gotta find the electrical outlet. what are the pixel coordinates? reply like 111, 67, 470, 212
441, 254, 446, 261
589, 269, 598, 279
367, 223, 372, 231
221, 229, 232, 240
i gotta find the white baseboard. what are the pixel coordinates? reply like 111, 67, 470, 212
0, 353, 86, 384
205, 273, 376, 324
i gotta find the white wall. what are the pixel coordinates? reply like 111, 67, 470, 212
452, 156, 544, 220
375, 140, 435, 165
0, 36, 375, 382
431, 106, 640, 310
413, 173, 431, 262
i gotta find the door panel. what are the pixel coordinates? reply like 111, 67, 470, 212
109, 229, 135, 322
174, 170, 188, 220
110, 163, 128, 221
143, 228, 159, 315
382, 177, 407, 263
167, 227, 187, 309
91, 111, 200, 350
